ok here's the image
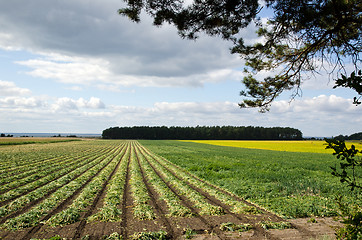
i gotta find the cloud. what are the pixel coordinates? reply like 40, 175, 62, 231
0, 97, 44, 108
0, 80, 31, 96
0, 93, 360, 136
271, 95, 357, 114
0, 0, 253, 88
51, 97, 105, 111
16, 54, 243, 88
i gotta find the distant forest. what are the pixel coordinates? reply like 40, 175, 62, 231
102, 126, 303, 140
333, 132, 362, 141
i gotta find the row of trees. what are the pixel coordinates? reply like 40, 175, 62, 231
333, 132, 362, 141
0, 134, 13, 137
102, 126, 303, 140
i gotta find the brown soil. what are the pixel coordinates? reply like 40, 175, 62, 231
0, 143, 343, 240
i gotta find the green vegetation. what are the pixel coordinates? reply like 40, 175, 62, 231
131, 231, 168, 240
0, 137, 80, 146
138, 143, 225, 216
220, 222, 253, 232
325, 139, 362, 239
135, 146, 193, 217
102, 126, 302, 140
259, 221, 292, 230
140, 140, 361, 218
0, 139, 357, 239
129, 144, 156, 220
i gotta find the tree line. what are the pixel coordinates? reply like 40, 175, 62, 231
0, 134, 13, 137
333, 132, 362, 141
102, 126, 303, 140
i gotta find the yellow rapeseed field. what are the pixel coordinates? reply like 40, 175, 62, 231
182, 140, 362, 154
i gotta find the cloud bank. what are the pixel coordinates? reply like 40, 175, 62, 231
0, 81, 359, 136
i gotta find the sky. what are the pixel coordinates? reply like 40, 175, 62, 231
0, 0, 360, 137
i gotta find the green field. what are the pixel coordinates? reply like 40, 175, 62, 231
0, 137, 80, 146
140, 140, 362, 218
0, 139, 360, 239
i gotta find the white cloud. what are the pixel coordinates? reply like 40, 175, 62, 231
0, 80, 31, 96
51, 97, 105, 112
0, 97, 44, 108
16, 54, 243, 88
1, 93, 360, 136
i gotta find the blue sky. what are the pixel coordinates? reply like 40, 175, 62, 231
0, 0, 360, 137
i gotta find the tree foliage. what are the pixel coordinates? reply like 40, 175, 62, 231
119, 0, 361, 111
102, 125, 302, 140
325, 139, 362, 191
325, 139, 362, 239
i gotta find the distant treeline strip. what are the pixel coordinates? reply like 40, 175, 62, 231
102, 126, 303, 140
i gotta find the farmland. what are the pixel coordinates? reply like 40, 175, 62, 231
0, 137, 80, 146
0, 139, 356, 239
181, 140, 362, 154
141, 140, 361, 217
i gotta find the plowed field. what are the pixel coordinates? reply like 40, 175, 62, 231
0, 140, 341, 239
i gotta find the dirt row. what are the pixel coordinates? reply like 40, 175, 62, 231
0, 141, 342, 240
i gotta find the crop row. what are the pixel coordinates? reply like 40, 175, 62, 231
129, 143, 156, 220
0, 141, 93, 172
88, 144, 130, 222
134, 146, 193, 217
46, 144, 127, 226
2, 143, 126, 230
135, 142, 225, 216
138, 144, 260, 215
0, 144, 120, 207
1, 140, 263, 238
0, 145, 112, 195
0, 142, 110, 183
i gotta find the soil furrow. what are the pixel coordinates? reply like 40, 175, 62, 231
0, 147, 92, 180
134, 145, 176, 239
0, 147, 108, 195
139, 144, 319, 240
0, 146, 118, 225
0, 148, 110, 207
138, 144, 282, 239
139, 147, 229, 240
72, 145, 128, 239
19, 145, 124, 240
120, 145, 132, 240
153, 160, 276, 239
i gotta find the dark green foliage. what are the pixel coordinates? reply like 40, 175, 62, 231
119, 0, 259, 41
0, 133, 13, 137
325, 139, 362, 239
325, 139, 362, 191
119, 0, 361, 111
330, 132, 362, 141
102, 126, 302, 140
334, 70, 362, 105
